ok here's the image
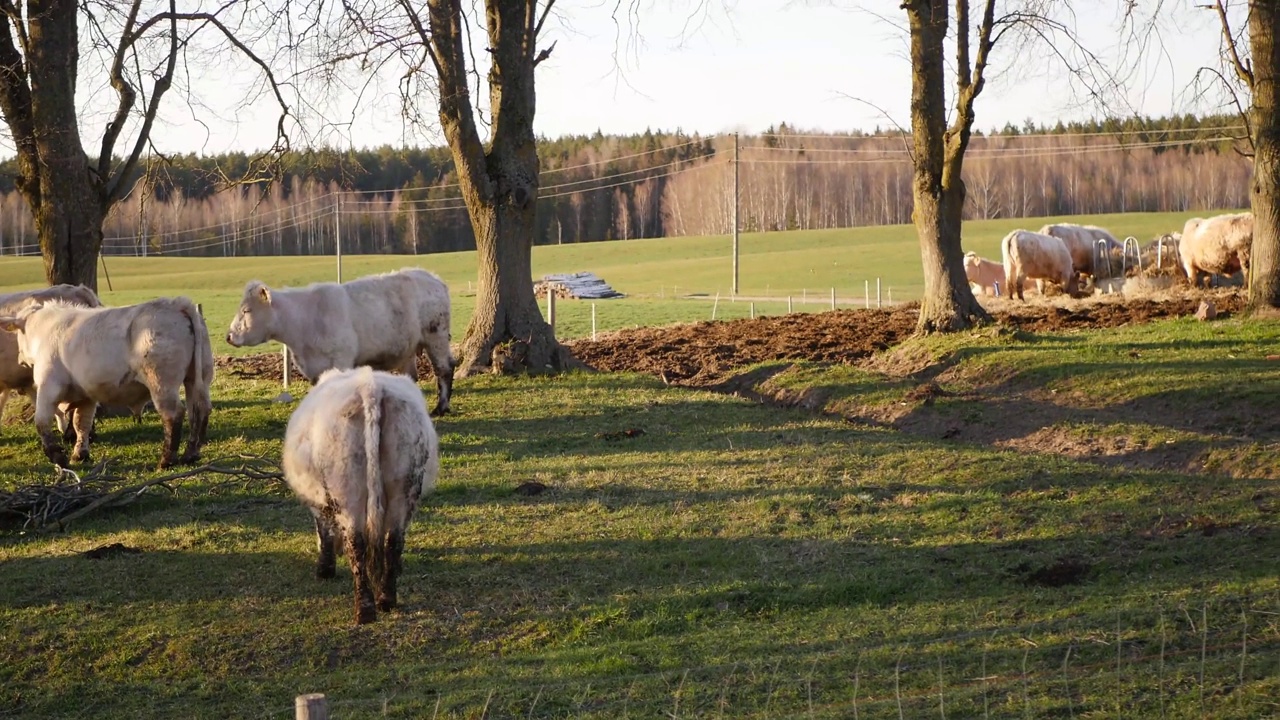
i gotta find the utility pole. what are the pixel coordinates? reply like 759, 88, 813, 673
732, 132, 740, 296
335, 197, 343, 283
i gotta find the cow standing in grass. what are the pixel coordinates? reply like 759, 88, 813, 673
1001, 230, 1080, 301
0, 297, 213, 469
282, 367, 439, 625
226, 268, 454, 416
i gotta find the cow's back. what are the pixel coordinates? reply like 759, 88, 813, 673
44, 299, 201, 404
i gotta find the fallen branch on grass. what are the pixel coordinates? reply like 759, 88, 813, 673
0, 455, 285, 532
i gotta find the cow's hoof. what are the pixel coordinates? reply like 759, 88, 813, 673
429, 406, 449, 418
316, 564, 336, 580
48, 452, 70, 468
355, 607, 377, 625
156, 459, 174, 472
178, 452, 201, 466
71, 450, 90, 464
376, 596, 396, 612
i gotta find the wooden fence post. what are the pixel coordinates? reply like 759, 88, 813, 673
283, 346, 290, 388
295, 693, 328, 720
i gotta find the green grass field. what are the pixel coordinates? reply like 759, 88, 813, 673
1, 212, 1277, 718
0, 210, 1210, 356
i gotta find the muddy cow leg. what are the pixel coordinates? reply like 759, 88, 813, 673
314, 514, 339, 579
151, 389, 185, 471
347, 530, 377, 624
33, 392, 69, 467
423, 332, 454, 416
377, 528, 405, 613
69, 401, 97, 464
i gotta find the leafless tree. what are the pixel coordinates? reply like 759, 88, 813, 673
0, 0, 293, 290
899, 1, 1116, 332
1199, 0, 1280, 310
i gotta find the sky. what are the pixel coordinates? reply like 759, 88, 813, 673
9, 2, 1246, 157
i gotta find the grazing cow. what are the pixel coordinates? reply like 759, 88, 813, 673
1001, 229, 1080, 301
282, 367, 439, 625
0, 297, 213, 469
1038, 223, 1122, 278
963, 252, 1038, 297
226, 268, 453, 416
0, 285, 101, 424
1179, 213, 1253, 288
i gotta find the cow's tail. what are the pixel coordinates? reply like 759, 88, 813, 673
1001, 231, 1018, 298
359, 370, 385, 574
182, 299, 212, 396
179, 299, 213, 462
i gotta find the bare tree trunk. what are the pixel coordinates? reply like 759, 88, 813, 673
427, 0, 576, 376
0, 0, 104, 289
1250, 1, 1280, 310
906, 0, 990, 333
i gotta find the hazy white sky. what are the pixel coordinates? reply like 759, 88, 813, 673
66, 3, 1245, 156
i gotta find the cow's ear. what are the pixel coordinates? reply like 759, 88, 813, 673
0, 316, 26, 334
257, 285, 271, 304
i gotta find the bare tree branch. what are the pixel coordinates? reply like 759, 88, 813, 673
1214, 0, 1253, 86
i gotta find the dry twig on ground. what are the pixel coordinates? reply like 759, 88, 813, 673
0, 455, 284, 532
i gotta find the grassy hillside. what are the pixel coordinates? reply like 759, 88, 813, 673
0, 211, 1209, 356
0, 301, 1277, 718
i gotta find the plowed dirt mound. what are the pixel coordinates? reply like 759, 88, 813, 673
564, 290, 1246, 387
216, 289, 1245, 387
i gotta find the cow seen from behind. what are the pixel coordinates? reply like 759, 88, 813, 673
282, 367, 440, 625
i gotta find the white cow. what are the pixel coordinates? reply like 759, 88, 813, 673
1001, 229, 1080, 301
0, 285, 101, 423
227, 267, 453, 416
282, 367, 439, 625
0, 297, 213, 469
1179, 213, 1252, 288
1038, 223, 1122, 277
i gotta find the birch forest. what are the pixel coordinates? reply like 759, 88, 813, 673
0, 115, 1249, 257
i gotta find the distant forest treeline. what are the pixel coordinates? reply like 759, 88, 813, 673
0, 113, 1253, 256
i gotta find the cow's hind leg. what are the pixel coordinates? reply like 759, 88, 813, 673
347, 530, 377, 624
314, 513, 340, 579
151, 388, 185, 470
180, 381, 211, 465
69, 401, 97, 464
377, 528, 405, 612
422, 333, 454, 416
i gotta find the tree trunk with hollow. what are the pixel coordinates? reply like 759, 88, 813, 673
428, 0, 576, 376
905, 0, 991, 334
1249, 1, 1280, 311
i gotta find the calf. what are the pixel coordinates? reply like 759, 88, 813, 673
282, 367, 440, 625
1001, 229, 1080, 301
0, 297, 213, 469
226, 268, 453, 415
963, 252, 1037, 297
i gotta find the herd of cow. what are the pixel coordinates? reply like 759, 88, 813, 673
963, 212, 1255, 299
0, 267, 454, 624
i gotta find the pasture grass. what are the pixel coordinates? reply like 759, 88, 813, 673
2, 313, 1279, 718
0, 210, 1217, 357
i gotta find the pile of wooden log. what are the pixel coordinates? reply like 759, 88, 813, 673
533, 272, 625, 300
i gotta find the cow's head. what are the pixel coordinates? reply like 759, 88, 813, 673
0, 300, 46, 368
227, 281, 274, 348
